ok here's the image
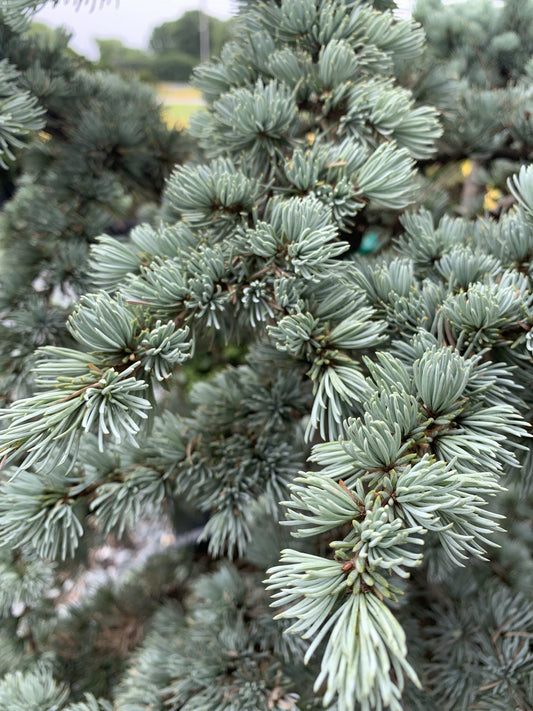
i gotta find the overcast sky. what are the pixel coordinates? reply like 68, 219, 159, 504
34, 0, 239, 58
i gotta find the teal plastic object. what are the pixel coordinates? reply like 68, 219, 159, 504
358, 229, 379, 254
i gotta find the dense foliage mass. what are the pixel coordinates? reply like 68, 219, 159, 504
0, 0, 192, 402
0, 1, 533, 710
409, 0, 533, 218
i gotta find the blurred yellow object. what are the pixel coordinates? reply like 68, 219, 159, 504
162, 104, 204, 129
460, 159, 473, 177
483, 186, 503, 211
157, 83, 205, 129
157, 83, 203, 104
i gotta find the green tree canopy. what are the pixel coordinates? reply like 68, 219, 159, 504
95, 38, 151, 73
149, 10, 233, 61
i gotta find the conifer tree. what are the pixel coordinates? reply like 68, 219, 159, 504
1, 1, 533, 711
410, 0, 533, 217
0, 0, 192, 402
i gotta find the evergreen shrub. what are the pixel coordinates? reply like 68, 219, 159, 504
0, 1, 532, 710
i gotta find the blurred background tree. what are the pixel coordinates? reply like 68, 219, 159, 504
94, 9, 235, 82
149, 10, 233, 61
